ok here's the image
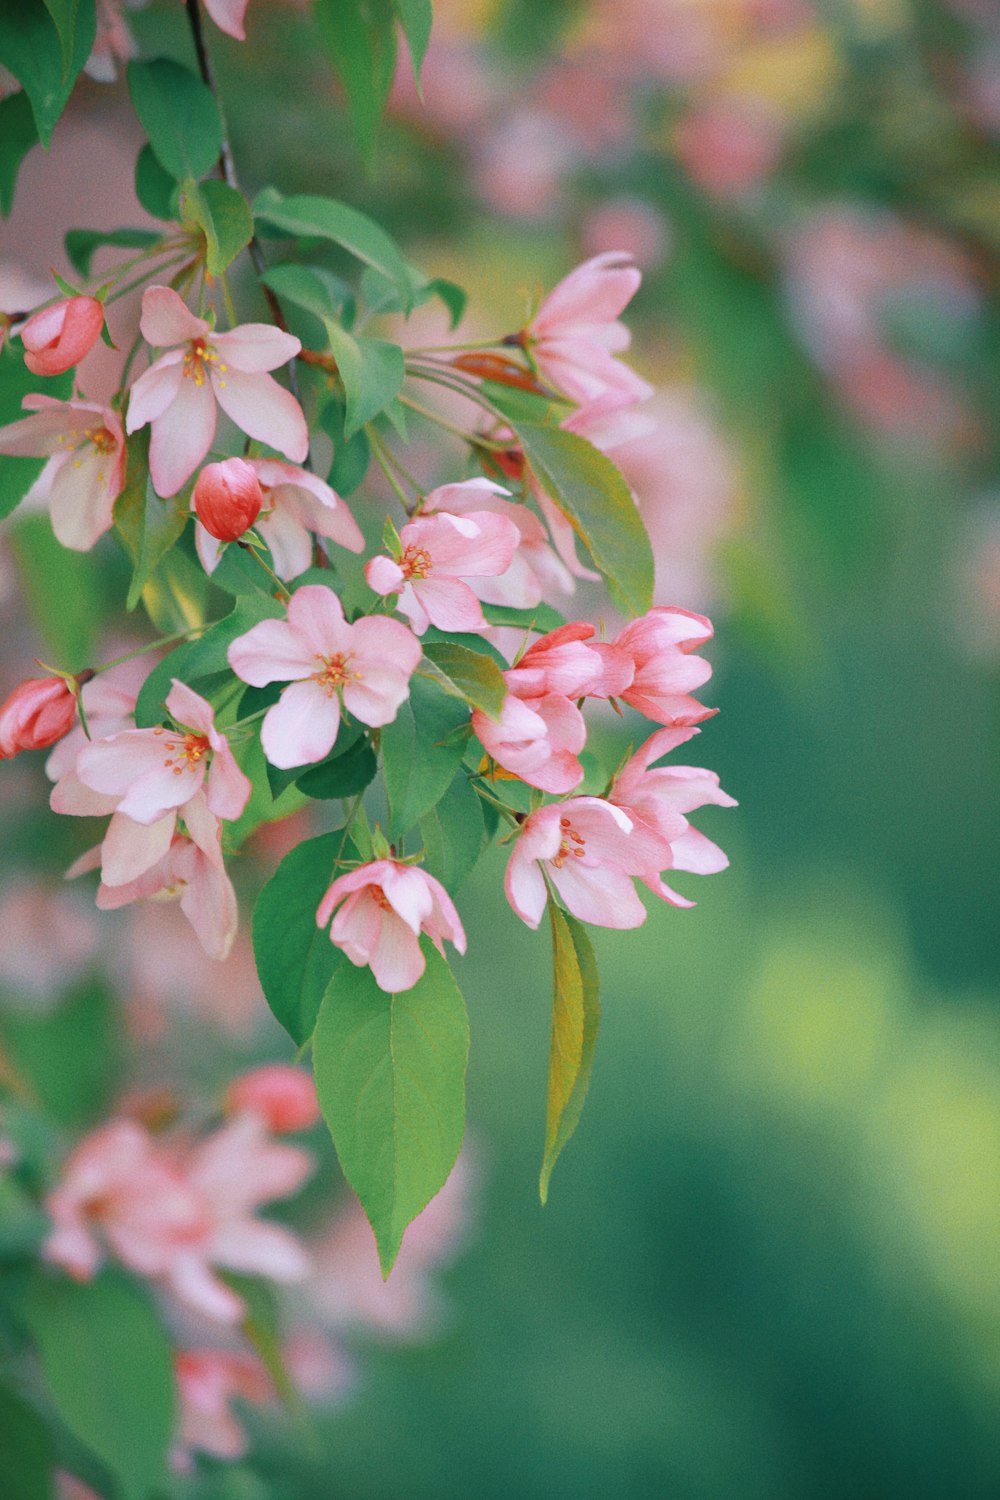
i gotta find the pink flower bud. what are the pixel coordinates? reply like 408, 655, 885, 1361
0, 675, 78, 759
225, 1066, 320, 1133
193, 458, 263, 542
21, 296, 104, 377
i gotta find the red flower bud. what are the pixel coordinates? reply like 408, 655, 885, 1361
193, 458, 264, 542
0, 675, 78, 759
225, 1066, 320, 1134
451, 351, 551, 395
21, 296, 104, 377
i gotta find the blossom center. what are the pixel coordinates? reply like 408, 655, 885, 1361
157, 729, 211, 776
370, 884, 393, 912
87, 425, 116, 455
311, 652, 361, 696
401, 544, 433, 580
551, 815, 587, 869
184, 337, 225, 387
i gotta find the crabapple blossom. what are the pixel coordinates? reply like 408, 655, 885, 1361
0, 674, 78, 758
227, 585, 421, 769
366, 504, 520, 634
472, 691, 587, 794
45, 655, 151, 782
173, 1351, 271, 1470
423, 474, 576, 604
613, 607, 716, 724
316, 859, 467, 993
20, 295, 104, 376
225, 1065, 320, 1134
126, 286, 307, 497
504, 796, 669, 930
504, 621, 632, 701
193, 456, 263, 541
87, 828, 239, 960
195, 457, 364, 579
0, 394, 125, 549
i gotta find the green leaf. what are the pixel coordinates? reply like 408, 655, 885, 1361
0, 91, 40, 218
26, 1270, 175, 1500
8, 514, 101, 669
540, 906, 600, 1204
419, 773, 486, 893
260, 262, 347, 323
480, 600, 566, 632
381, 673, 471, 837
0, 980, 122, 1129
134, 594, 284, 727
253, 830, 350, 1045
421, 641, 507, 720
113, 433, 189, 612
134, 142, 178, 221
321, 399, 371, 495
0, 0, 95, 147
514, 420, 654, 617
180, 178, 253, 278
0, 1384, 54, 1500
127, 58, 223, 183
42, 0, 83, 76
311, 0, 397, 164
314, 942, 468, 1274
323, 322, 405, 440
253, 188, 413, 310
0, 341, 73, 523
393, 0, 432, 85
64, 226, 160, 279
296, 734, 377, 800
424, 276, 466, 329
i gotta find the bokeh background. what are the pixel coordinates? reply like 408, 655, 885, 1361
3, 0, 1000, 1495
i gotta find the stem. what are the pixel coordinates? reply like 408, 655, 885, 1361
92, 625, 210, 675
236, 540, 291, 601
105, 252, 194, 307
471, 778, 521, 824
397, 394, 511, 451
405, 361, 512, 423
331, 789, 368, 878
407, 339, 505, 355
367, 427, 417, 516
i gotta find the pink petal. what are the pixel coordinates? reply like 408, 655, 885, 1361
213, 323, 301, 372
125, 351, 184, 433
330, 887, 383, 964
178, 851, 238, 959
211, 369, 308, 463
204, 0, 249, 40
168, 1252, 245, 1323
668, 825, 729, 875
370, 909, 425, 992
148, 376, 216, 498
261, 680, 341, 768
166, 680, 215, 735
100, 810, 175, 887
205, 743, 252, 821
504, 846, 548, 929
0, 400, 96, 456
532, 253, 642, 336
228, 617, 318, 686
412, 577, 486, 633
50, 769, 117, 818
255, 506, 312, 580
140, 286, 209, 347
551, 861, 647, 928
46, 446, 119, 551
285, 585, 350, 657
195, 522, 224, 574
380, 864, 435, 934
365, 555, 406, 596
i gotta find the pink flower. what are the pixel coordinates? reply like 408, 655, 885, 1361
505, 621, 632, 701
21, 296, 104, 376
84, 0, 139, 84
609, 725, 737, 906
225, 1066, 319, 1134
45, 655, 151, 783
204, 0, 250, 42
90, 829, 239, 960
126, 286, 306, 498
524, 252, 654, 416
0, 394, 125, 549
504, 796, 669, 930
227, 585, 421, 769
173, 1351, 271, 1470
472, 691, 586, 794
0, 674, 77, 758
316, 859, 466, 993
195, 458, 364, 580
614, 607, 715, 724
366, 502, 520, 635
193, 456, 262, 541
423, 477, 575, 605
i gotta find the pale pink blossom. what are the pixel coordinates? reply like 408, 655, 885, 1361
366, 498, 520, 635
45, 654, 151, 783
204, 0, 250, 42
316, 859, 466, 993
173, 1351, 271, 1470
228, 585, 421, 769
0, 881, 100, 1005
90, 829, 239, 961
126, 286, 306, 497
613, 607, 715, 724
504, 796, 669, 930
0, 395, 125, 549
505, 621, 633, 702
21, 296, 104, 377
195, 458, 364, 580
472, 691, 586, 794
84, 0, 141, 83
609, 725, 737, 906
673, 97, 783, 199
423, 476, 575, 605
225, 1066, 319, 1134
0, 674, 77, 758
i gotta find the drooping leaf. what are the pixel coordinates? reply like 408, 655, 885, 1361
424, 276, 466, 329
127, 58, 223, 183
134, 594, 284, 727
381, 672, 471, 837
0, 1384, 54, 1500
260, 263, 349, 324
134, 142, 178, 221
321, 398, 371, 496
0, 0, 95, 147
421, 641, 507, 720
253, 188, 413, 310
253, 830, 352, 1045
323, 321, 405, 439
314, 941, 469, 1274
26, 1270, 175, 1500
419, 773, 487, 893
540, 906, 601, 1204
393, 0, 432, 85
0, 91, 40, 217
64, 227, 161, 279
180, 178, 253, 278
311, 0, 397, 165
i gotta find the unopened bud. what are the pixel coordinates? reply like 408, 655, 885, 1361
225, 1066, 319, 1134
0, 675, 77, 759
193, 458, 263, 542
21, 296, 104, 377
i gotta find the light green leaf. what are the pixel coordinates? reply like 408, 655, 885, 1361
134, 594, 284, 727
26, 1270, 175, 1500
127, 58, 223, 183
421, 640, 507, 720
393, 0, 432, 85
113, 432, 189, 612
480, 601, 566, 632
0, 1385, 53, 1500
0, 980, 122, 1129
8, 514, 102, 669
0, 0, 95, 147
253, 188, 413, 310
311, 0, 397, 164
381, 673, 470, 837
314, 941, 469, 1275
0, 91, 40, 217
64, 227, 160, 279
323, 321, 405, 439
540, 906, 601, 1204
180, 178, 253, 277
260, 263, 348, 324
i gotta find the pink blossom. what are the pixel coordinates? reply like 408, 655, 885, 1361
126, 286, 306, 498
504, 796, 669, 930
0, 674, 77, 758
316, 859, 466, 993
366, 501, 520, 635
90, 829, 239, 961
21, 296, 104, 376
173, 1351, 271, 1469
225, 1065, 319, 1134
45, 654, 151, 783
609, 725, 737, 906
0, 394, 125, 549
613, 607, 715, 724
0, 881, 100, 1004
422, 476, 575, 605
472, 691, 586, 794
195, 458, 364, 580
505, 621, 633, 702
204, 0, 250, 42
673, 98, 783, 199
84, 0, 140, 84
525, 252, 654, 416
227, 585, 421, 769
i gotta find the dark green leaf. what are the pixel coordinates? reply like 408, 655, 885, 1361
311, 0, 397, 164
180, 178, 253, 277
297, 734, 377, 799
0, 91, 40, 217
540, 906, 600, 1204
0, 0, 95, 147
393, 0, 432, 85
134, 594, 284, 727
314, 942, 468, 1274
127, 58, 223, 183
419, 773, 486, 893
424, 276, 466, 329
113, 432, 189, 613
253, 188, 413, 310
0, 342, 73, 523
253, 830, 351, 1044
381, 673, 470, 837
26, 1270, 175, 1500
323, 322, 405, 439
42, 0, 83, 75
0, 1384, 53, 1500
64, 227, 160, 279
422, 640, 507, 719
134, 142, 178, 221
480, 600, 566, 632
225, 732, 309, 849
322, 400, 371, 496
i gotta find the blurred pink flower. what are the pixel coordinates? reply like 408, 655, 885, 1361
225, 1065, 320, 1134
0, 395, 125, 550
673, 97, 783, 198
316, 859, 466, 993
172, 1350, 271, 1470
0, 881, 100, 1006
581, 197, 669, 271
84, 0, 141, 83
204, 0, 250, 42
92, 828, 239, 961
